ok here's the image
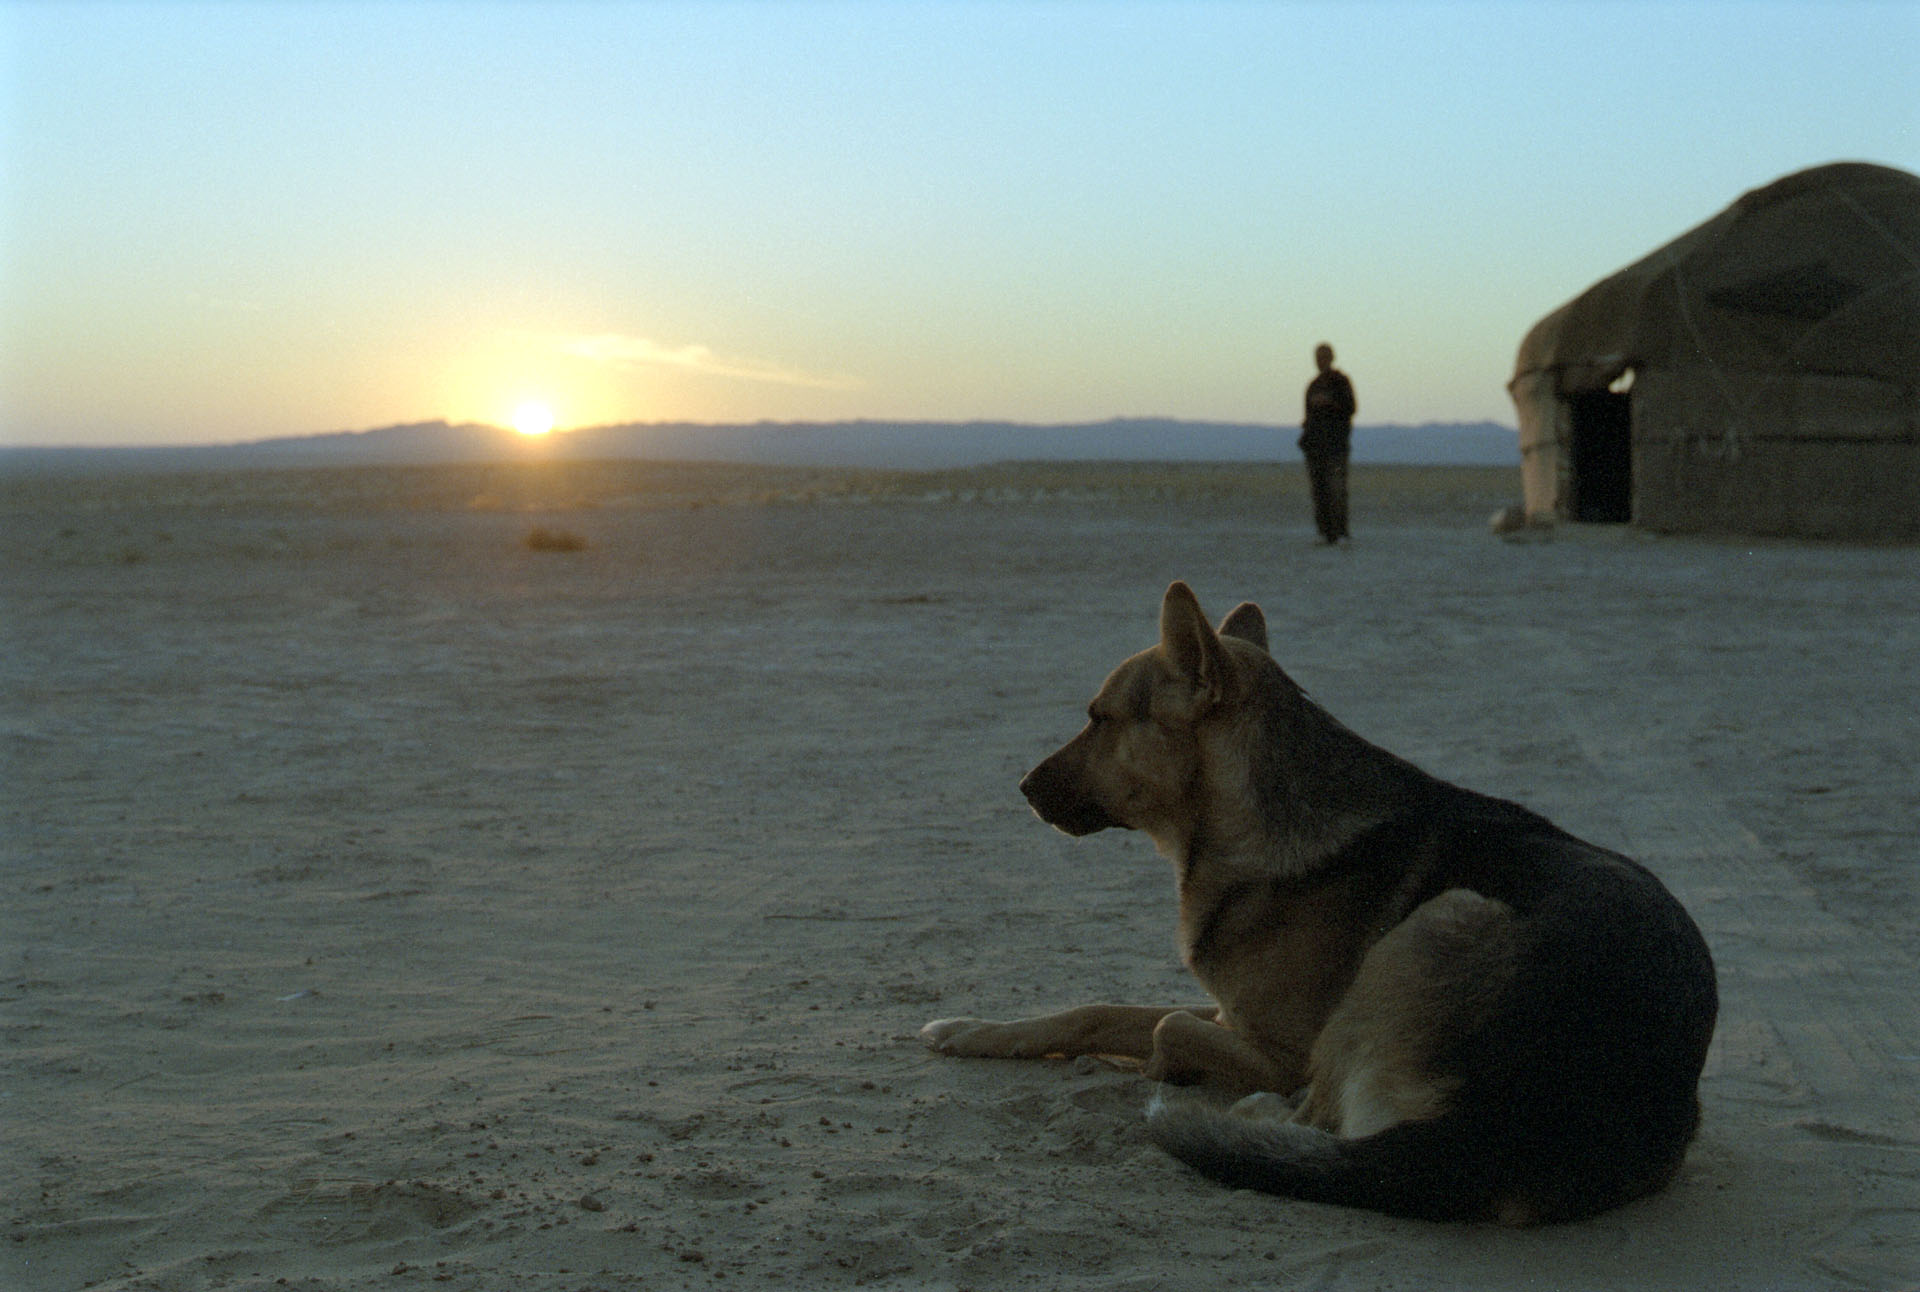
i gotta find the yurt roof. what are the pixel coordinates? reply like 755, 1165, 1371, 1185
1512, 162, 1920, 395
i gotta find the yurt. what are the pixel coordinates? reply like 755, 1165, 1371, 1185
1509, 162, 1919, 540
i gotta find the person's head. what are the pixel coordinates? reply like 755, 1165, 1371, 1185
1314, 343, 1335, 372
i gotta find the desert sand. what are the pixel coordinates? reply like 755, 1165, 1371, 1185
4, 459, 1916, 1291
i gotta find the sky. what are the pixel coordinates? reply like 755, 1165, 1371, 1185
3, 1, 1916, 448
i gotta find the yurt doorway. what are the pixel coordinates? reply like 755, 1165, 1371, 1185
1567, 390, 1632, 522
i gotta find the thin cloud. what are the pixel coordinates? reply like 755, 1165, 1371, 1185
552, 333, 861, 391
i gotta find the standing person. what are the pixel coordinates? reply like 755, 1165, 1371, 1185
1299, 343, 1356, 544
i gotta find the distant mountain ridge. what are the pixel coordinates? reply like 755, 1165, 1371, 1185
2, 417, 1519, 474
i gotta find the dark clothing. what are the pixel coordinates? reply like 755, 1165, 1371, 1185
1299, 367, 1356, 542
1303, 448, 1349, 542
1299, 368, 1357, 454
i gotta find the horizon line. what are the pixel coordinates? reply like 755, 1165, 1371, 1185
2, 415, 1521, 454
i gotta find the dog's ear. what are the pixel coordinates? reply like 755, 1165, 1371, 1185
1218, 602, 1268, 653
1159, 581, 1232, 700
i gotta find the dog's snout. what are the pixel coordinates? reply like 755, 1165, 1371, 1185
1020, 753, 1071, 809
1017, 765, 1042, 802
1018, 763, 1057, 817
1021, 752, 1119, 836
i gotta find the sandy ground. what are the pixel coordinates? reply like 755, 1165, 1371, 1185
3, 460, 1916, 1292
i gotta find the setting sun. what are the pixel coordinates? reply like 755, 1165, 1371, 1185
511, 402, 556, 437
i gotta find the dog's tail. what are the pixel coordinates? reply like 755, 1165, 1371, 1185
1145, 1094, 1516, 1224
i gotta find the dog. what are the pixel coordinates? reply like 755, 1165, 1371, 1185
921, 581, 1717, 1224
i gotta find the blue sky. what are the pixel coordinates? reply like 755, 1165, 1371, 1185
4, 1, 1916, 446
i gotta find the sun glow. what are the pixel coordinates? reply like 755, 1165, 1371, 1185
511, 402, 556, 437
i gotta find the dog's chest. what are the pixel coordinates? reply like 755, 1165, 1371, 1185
1178, 872, 1379, 1037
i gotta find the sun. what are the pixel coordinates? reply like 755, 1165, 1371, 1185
510, 401, 556, 437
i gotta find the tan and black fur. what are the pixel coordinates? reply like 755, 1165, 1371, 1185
922, 582, 1717, 1224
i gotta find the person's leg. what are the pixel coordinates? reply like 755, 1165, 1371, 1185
1305, 452, 1336, 542
1329, 453, 1350, 540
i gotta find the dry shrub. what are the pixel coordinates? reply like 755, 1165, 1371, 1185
524, 526, 588, 553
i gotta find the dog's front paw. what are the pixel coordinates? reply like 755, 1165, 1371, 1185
920, 1017, 983, 1051
920, 1017, 1006, 1056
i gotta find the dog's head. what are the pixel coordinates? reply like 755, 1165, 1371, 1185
1019, 581, 1272, 843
